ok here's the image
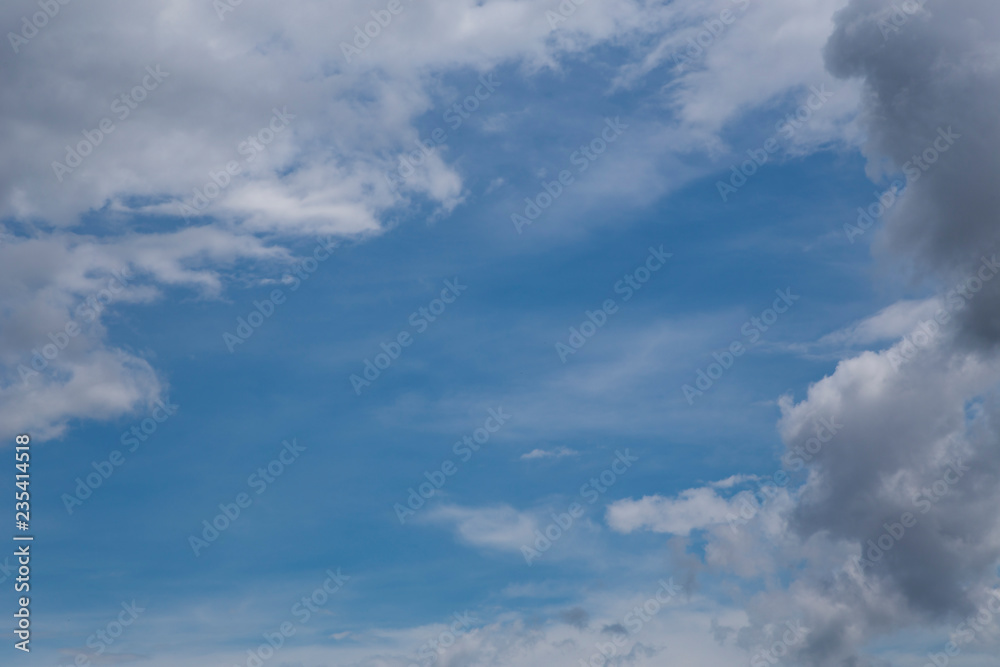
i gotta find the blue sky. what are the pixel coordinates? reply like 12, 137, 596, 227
3, 1, 1000, 666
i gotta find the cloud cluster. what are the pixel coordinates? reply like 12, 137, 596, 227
607, 2, 1000, 664
0, 0, 669, 440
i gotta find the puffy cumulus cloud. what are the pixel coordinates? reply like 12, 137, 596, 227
0, 228, 285, 439
607, 479, 799, 580
766, 5, 1000, 657
609, 327, 1000, 664
716, 331, 1000, 666
776, 332, 1000, 629
605, 4, 1000, 661
608, 298, 1000, 664
0, 350, 160, 442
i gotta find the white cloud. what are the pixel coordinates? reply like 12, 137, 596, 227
613, 0, 861, 149
520, 446, 579, 460
423, 504, 539, 553
0, 228, 285, 439
816, 298, 943, 348
710, 474, 759, 489
42, 579, 750, 667
607, 487, 741, 536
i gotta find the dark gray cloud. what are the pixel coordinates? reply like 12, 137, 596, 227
826, 0, 1000, 344
559, 606, 590, 629
751, 2, 1000, 664
619, 4, 1000, 666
